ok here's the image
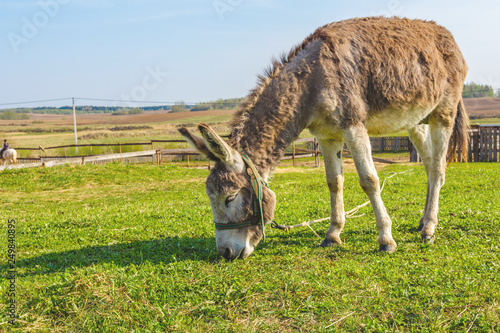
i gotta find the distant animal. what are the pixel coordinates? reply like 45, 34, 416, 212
1, 148, 17, 165
180, 17, 469, 260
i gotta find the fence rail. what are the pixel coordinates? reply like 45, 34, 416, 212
16, 139, 186, 152
1, 150, 161, 171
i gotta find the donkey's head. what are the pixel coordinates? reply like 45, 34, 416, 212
179, 123, 276, 260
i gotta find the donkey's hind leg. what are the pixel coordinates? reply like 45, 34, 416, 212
417, 112, 455, 242
343, 126, 397, 252
319, 139, 345, 247
407, 124, 433, 231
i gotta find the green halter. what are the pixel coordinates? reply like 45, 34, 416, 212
213, 150, 273, 240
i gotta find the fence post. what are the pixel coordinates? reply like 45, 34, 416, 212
495, 127, 499, 162
473, 125, 480, 162
488, 127, 493, 162
292, 141, 295, 167
314, 138, 319, 167
468, 131, 472, 162
480, 127, 484, 162
156, 150, 161, 165
410, 143, 420, 163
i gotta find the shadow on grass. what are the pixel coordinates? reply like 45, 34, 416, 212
8, 229, 407, 277
6, 236, 218, 277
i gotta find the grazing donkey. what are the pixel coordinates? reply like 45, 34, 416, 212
180, 17, 469, 260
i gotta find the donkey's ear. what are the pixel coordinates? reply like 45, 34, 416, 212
198, 123, 241, 168
178, 127, 218, 161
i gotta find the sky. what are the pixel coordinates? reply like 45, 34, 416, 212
1, 0, 499, 109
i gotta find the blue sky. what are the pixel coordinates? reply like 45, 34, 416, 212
1, 0, 499, 108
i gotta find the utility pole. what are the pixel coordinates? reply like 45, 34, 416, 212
72, 97, 78, 155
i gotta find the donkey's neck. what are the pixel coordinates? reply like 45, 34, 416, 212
233, 79, 314, 179
231, 40, 323, 179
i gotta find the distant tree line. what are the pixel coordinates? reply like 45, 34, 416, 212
0, 111, 30, 120
462, 82, 499, 98
191, 98, 245, 111
170, 101, 187, 113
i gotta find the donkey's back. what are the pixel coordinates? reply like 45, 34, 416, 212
307, 17, 467, 138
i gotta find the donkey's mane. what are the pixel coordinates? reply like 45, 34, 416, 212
230, 25, 332, 146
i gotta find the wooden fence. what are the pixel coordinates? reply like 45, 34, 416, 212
410, 124, 500, 163
15, 139, 184, 154
4, 136, 412, 171
370, 136, 411, 152
1, 150, 161, 171
468, 125, 500, 162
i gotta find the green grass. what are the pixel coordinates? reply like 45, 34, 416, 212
1, 162, 499, 332
470, 118, 500, 125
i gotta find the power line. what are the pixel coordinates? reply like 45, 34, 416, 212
0, 98, 71, 107
75, 97, 244, 106
75, 97, 179, 104
0, 97, 244, 107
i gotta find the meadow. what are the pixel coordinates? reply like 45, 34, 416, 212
1, 161, 499, 332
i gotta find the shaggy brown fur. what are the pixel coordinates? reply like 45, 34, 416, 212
231, 16, 468, 173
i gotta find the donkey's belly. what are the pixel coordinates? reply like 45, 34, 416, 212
365, 106, 434, 136
309, 105, 434, 139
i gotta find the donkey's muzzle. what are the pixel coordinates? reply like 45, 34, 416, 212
218, 245, 241, 260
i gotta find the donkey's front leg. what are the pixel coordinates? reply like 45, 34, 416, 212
344, 126, 397, 253
319, 139, 345, 247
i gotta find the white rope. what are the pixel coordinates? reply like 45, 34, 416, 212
272, 169, 414, 237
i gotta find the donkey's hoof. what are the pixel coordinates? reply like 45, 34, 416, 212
379, 243, 396, 253
421, 234, 435, 243
320, 238, 341, 248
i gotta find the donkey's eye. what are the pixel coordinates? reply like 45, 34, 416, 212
225, 193, 238, 207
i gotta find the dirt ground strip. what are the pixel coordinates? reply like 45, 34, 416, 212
3, 109, 235, 127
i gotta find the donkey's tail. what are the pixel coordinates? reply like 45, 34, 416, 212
447, 98, 469, 162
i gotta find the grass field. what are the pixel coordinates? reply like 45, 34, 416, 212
1, 162, 499, 332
